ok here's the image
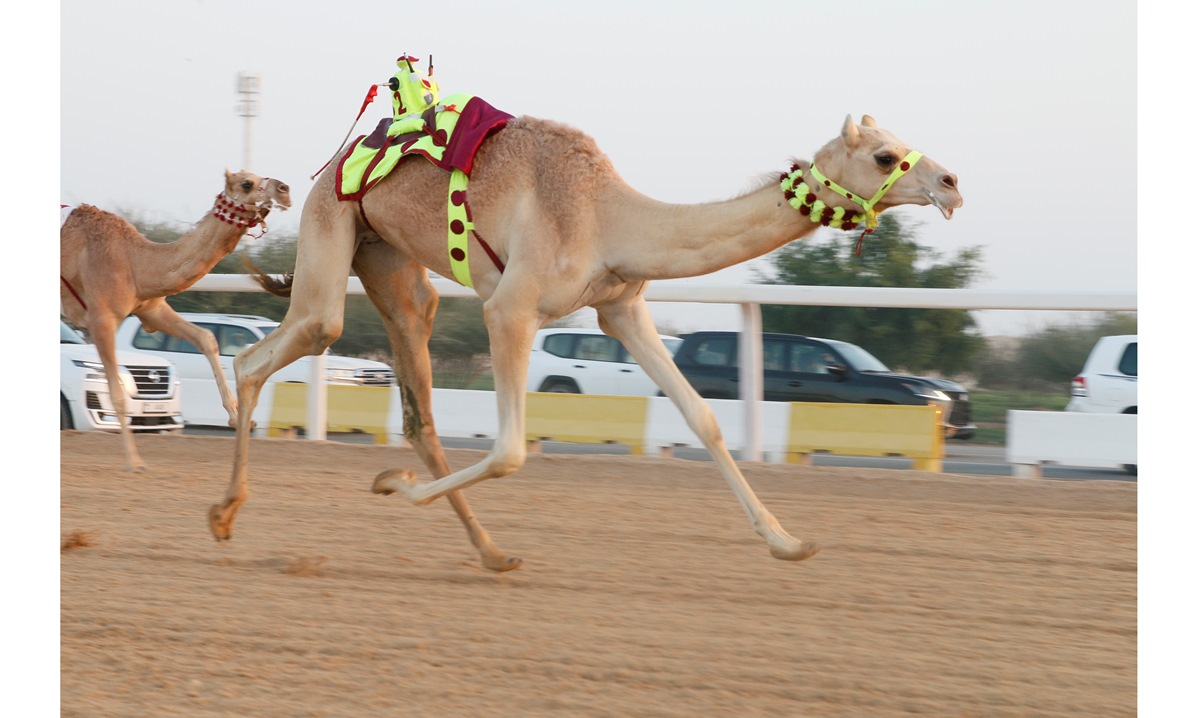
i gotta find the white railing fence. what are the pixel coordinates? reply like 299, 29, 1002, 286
191, 274, 1136, 461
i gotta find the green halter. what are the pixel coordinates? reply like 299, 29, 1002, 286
781, 149, 923, 230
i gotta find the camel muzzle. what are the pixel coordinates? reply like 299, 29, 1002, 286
257, 178, 292, 213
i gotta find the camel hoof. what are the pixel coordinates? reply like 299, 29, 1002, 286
208, 504, 233, 542
483, 555, 524, 573
769, 539, 820, 562
373, 469, 436, 505
371, 469, 415, 496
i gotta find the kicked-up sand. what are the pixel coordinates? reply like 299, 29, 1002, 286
60, 431, 1136, 717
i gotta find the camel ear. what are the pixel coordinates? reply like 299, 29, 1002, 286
225, 169, 233, 182
841, 114, 861, 150
861, 115, 877, 128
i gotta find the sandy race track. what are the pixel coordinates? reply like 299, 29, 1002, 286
60, 431, 1136, 717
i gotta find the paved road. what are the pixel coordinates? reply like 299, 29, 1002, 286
184, 427, 1135, 482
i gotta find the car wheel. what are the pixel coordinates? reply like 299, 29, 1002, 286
60, 396, 74, 430
544, 380, 580, 394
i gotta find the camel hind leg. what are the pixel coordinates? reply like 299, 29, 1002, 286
596, 296, 819, 562
376, 277, 543, 506
209, 194, 360, 541
134, 298, 240, 427
352, 238, 521, 572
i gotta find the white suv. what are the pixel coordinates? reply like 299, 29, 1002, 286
60, 320, 183, 433
526, 327, 682, 396
115, 313, 396, 427
1066, 335, 1137, 414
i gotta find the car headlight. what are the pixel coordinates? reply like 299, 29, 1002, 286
326, 368, 358, 384
901, 382, 950, 402
73, 359, 137, 393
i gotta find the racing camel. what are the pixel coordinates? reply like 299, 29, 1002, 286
61, 170, 291, 470
212, 113, 961, 569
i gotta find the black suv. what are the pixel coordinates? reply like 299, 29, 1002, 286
670, 331, 975, 440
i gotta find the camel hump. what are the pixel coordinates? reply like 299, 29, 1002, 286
61, 204, 141, 240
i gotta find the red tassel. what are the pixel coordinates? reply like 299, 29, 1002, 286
855, 228, 873, 257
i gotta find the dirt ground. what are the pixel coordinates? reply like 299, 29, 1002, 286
60, 431, 1136, 717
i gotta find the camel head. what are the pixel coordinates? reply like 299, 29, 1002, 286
222, 170, 292, 222
802, 115, 961, 224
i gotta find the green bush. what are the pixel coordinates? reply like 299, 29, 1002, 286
966, 389, 1069, 445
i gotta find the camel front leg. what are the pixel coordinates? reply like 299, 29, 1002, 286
352, 239, 521, 572
374, 295, 542, 507
87, 312, 145, 472
135, 299, 239, 427
209, 199, 359, 541
597, 297, 819, 562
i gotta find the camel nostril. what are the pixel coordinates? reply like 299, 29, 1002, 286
941, 174, 958, 190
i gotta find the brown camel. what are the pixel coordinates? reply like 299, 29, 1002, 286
60, 170, 291, 470
213, 114, 961, 569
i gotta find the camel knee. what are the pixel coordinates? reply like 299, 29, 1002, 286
485, 443, 526, 478
233, 354, 269, 392
194, 329, 220, 356
685, 404, 723, 446
297, 316, 344, 352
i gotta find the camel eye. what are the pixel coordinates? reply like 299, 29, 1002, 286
241, 181, 254, 191
875, 153, 897, 168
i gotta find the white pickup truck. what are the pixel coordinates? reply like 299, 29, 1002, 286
115, 312, 396, 427
60, 319, 183, 433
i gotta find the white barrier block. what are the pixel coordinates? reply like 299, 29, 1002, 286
1006, 411, 1136, 470
644, 396, 792, 456
429, 388, 499, 439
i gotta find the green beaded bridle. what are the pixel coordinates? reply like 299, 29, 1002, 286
780, 149, 923, 251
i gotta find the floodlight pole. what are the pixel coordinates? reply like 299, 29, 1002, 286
235, 72, 261, 170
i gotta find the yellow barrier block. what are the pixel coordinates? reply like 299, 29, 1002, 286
525, 393, 649, 453
785, 403, 944, 471
268, 383, 393, 444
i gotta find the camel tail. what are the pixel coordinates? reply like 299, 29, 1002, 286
239, 252, 294, 298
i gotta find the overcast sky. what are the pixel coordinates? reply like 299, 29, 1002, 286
56, 0, 1138, 337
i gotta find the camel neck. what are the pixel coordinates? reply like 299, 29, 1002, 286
137, 212, 248, 297
602, 183, 816, 281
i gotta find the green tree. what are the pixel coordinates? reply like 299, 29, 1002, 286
428, 297, 491, 387
754, 214, 986, 375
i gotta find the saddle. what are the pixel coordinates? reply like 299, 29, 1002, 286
335, 93, 512, 201
335, 94, 513, 288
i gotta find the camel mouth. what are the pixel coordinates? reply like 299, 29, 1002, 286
923, 189, 956, 220
260, 179, 293, 212
258, 197, 291, 214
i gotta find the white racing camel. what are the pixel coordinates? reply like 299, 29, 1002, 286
212, 63, 961, 569
61, 171, 291, 470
